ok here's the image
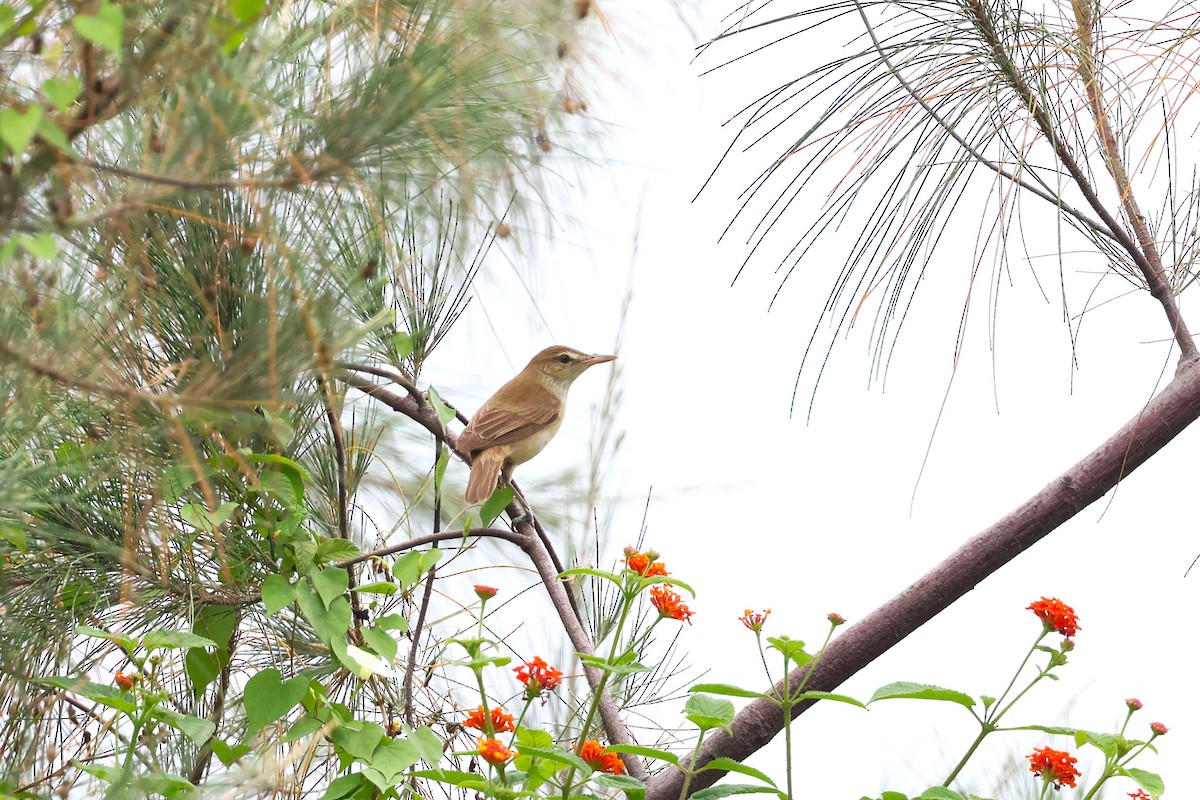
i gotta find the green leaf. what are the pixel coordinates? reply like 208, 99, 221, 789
283, 715, 326, 742
36, 116, 72, 155
329, 719, 385, 761
559, 567, 623, 588
262, 574, 295, 615
311, 566, 349, 608
765, 636, 811, 667
410, 724, 443, 767
868, 681, 975, 708
352, 581, 397, 595
319, 773, 369, 800
793, 690, 866, 709
392, 549, 441, 588
17, 233, 57, 260
433, 446, 449, 492
40, 677, 136, 714
362, 627, 398, 662
242, 669, 309, 739
211, 739, 251, 766
513, 745, 590, 772
479, 487, 513, 524
607, 744, 680, 766
426, 386, 456, 426
315, 538, 360, 565
699, 758, 777, 786
362, 737, 421, 785
593, 773, 646, 800
75, 625, 136, 655
228, 0, 266, 25
915, 789, 965, 800
0, 106, 43, 156
71, 1, 124, 58
0, 524, 26, 551
392, 331, 415, 359
143, 630, 217, 652
43, 77, 82, 112
1122, 767, 1164, 796
409, 770, 490, 791
685, 694, 736, 732
579, 652, 649, 677
331, 639, 396, 679
374, 613, 409, 633
688, 683, 770, 700
180, 501, 239, 532
151, 708, 215, 745
691, 785, 787, 800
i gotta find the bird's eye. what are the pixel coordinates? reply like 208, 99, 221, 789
557, 353, 572, 364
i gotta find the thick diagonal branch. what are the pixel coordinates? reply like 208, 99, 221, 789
645, 360, 1200, 799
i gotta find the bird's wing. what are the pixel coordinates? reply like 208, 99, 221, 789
458, 391, 559, 454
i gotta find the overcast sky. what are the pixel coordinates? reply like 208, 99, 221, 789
424, 4, 1198, 797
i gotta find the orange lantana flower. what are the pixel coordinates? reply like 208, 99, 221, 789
114, 671, 135, 690
577, 739, 626, 775
1027, 746, 1080, 789
1128, 790, 1153, 800
739, 609, 771, 632
463, 705, 515, 733
624, 548, 667, 577
1027, 597, 1080, 638
650, 585, 693, 624
477, 737, 514, 766
513, 656, 563, 699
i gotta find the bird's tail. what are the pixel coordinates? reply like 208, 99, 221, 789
465, 451, 504, 504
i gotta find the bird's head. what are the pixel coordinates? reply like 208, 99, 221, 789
524, 345, 617, 392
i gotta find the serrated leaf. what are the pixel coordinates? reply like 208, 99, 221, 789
593, 773, 646, 799
75, 625, 136, 655
793, 690, 866, 708
685, 694, 735, 731
315, 538, 360, 565
40, 677, 136, 713
71, 1, 124, 58
480, 487, 513, 525
700, 758, 776, 786
915, 788, 965, 800
868, 681, 975, 708
1123, 767, 1164, 796
143, 630, 217, 652
409, 770, 490, 791
514, 745, 590, 771
688, 683, 770, 700
559, 567, 623, 587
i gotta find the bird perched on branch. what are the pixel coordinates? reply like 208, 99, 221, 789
459, 345, 617, 505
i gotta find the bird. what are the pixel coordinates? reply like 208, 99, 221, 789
458, 345, 617, 505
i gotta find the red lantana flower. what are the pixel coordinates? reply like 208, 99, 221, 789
1027, 597, 1080, 638
1028, 746, 1081, 789
577, 739, 626, 775
650, 585, 693, 624
739, 609, 771, 632
1128, 790, 1153, 800
473, 585, 498, 600
477, 737, 514, 765
114, 670, 135, 690
463, 705, 515, 733
1126, 698, 1143, 711
514, 656, 563, 699
1150, 721, 1168, 736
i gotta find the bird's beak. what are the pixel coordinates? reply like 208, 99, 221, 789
584, 353, 617, 366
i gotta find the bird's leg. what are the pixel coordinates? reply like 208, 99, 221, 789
506, 475, 535, 527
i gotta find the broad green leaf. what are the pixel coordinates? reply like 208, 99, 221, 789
517, 727, 555, 749
211, 739, 251, 766
73, 761, 124, 782
242, 668, 308, 738
793, 690, 866, 709
17, 233, 57, 259
392, 331, 415, 360
228, 0, 266, 24
315, 538, 360, 565
283, 715, 325, 742
691, 785, 787, 800
765, 635, 811, 666
700, 758, 776, 786
410, 724, 443, 766
513, 745, 589, 772
578, 653, 648, 676
40, 677, 136, 714
0, 524, 26, 551
392, 548, 441, 588
362, 737, 421, 785
480, 487, 513, 525
607, 743, 680, 766
151, 708, 215, 744
1123, 767, 1164, 796
35, 116, 71, 154
0, 106, 43, 156
559, 567, 623, 588
362, 627, 398, 662
329, 720, 385, 761
261, 574, 294, 615
143, 630, 217, 652
593, 773, 646, 800
71, 1, 124, 58
311, 566, 349, 608
374, 613, 409, 633
180, 501, 239, 532
332, 639, 396, 679
868, 681, 975, 709
294, 580, 351, 642
688, 683, 769, 700
685, 694, 735, 732
426, 386, 456, 426
642, 575, 697, 597
43, 77, 81, 112
319, 773, 368, 800
409, 770, 489, 791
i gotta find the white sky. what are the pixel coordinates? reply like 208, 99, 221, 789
427, 3, 1199, 797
